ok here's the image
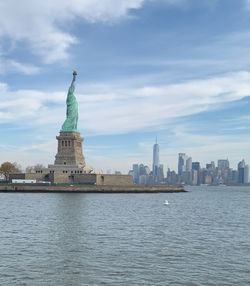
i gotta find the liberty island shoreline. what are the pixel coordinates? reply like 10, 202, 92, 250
0, 184, 185, 193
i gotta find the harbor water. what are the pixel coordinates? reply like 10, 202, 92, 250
0, 186, 249, 285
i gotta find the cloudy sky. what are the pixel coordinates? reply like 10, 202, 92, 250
1, 0, 250, 172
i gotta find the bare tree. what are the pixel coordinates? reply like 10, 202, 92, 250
34, 164, 45, 172
26, 164, 45, 173
25, 166, 34, 173
0, 162, 22, 181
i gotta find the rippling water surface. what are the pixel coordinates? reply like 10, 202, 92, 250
0, 186, 250, 285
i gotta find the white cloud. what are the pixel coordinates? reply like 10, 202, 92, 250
245, 0, 250, 9
0, 0, 185, 64
0, 0, 145, 64
0, 58, 40, 75
0, 71, 250, 135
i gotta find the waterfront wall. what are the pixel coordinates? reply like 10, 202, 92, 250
96, 174, 133, 186
70, 174, 97, 184
0, 184, 185, 193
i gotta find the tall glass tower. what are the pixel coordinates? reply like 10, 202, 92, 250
178, 153, 188, 175
152, 137, 159, 176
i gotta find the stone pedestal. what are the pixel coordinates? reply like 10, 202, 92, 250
54, 131, 86, 167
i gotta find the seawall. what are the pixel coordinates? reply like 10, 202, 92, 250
0, 184, 186, 193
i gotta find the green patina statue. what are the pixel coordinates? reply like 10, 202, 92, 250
61, 70, 79, 132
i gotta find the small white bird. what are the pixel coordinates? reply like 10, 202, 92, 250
164, 200, 169, 205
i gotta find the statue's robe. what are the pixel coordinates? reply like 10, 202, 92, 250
61, 78, 78, 132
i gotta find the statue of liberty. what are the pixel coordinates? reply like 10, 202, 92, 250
61, 70, 79, 132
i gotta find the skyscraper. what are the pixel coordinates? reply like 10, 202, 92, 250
178, 153, 188, 175
244, 165, 250, 183
218, 159, 229, 170
132, 164, 139, 184
186, 157, 192, 172
158, 164, 164, 182
238, 159, 245, 183
206, 161, 215, 170
192, 162, 200, 171
152, 138, 159, 176
192, 162, 201, 185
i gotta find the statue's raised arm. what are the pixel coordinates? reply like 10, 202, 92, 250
61, 70, 79, 133
68, 70, 77, 94
72, 70, 77, 82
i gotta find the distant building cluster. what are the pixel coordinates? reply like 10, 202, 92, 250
173, 154, 250, 186
129, 140, 165, 185
129, 141, 250, 186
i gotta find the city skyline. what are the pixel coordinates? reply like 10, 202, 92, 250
2, 1, 250, 172
129, 143, 250, 185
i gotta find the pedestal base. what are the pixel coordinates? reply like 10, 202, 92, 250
54, 131, 85, 167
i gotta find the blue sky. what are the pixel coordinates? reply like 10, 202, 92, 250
1, 0, 250, 172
